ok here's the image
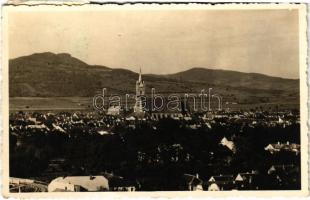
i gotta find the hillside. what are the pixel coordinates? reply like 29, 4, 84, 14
164, 68, 297, 91
9, 52, 299, 105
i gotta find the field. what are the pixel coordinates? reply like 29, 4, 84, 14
9, 97, 93, 112
9, 97, 299, 113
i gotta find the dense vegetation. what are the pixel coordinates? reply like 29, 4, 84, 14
9, 116, 300, 190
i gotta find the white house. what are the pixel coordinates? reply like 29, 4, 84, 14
264, 142, 300, 155
52, 123, 66, 133
26, 124, 50, 131
208, 175, 234, 191
208, 183, 220, 191
220, 137, 236, 152
48, 176, 109, 192
107, 106, 121, 116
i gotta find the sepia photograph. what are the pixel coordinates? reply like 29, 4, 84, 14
1, 3, 308, 197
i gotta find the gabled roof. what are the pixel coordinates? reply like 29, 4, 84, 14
219, 137, 235, 152
109, 177, 136, 187
209, 175, 234, 183
51, 176, 109, 191
265, 142, 300, 153
235, 172, 256, 181
268, 164, 297, 173
183, 174, 203, 185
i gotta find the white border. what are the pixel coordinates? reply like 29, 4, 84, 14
1, 3, 308, 198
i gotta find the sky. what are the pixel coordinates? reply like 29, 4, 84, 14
8, 8, 299, 78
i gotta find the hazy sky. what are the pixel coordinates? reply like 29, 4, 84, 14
8, 8, 299, 78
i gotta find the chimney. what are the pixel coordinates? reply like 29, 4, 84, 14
287, 141, 290, 145
277, 141, 280, 145
196, 173, 199, 179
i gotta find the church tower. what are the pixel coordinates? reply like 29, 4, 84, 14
134, 68, 145, 113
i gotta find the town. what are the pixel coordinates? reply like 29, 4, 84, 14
9, 69, 301, 192
9, 108, 301, 192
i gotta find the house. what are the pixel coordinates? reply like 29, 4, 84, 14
27, 117, 37, 124
267, 164, 298, 175
207, 175, 235, 191
107, 106, 121, 116
183, 174, 203, 191
108, 176, 137, 191
267, 164, 300, 188
10, 177, 48, 192
97, 130, 115, 135
26, 124, 50, 131
48, 176, 109, 192
219, 137, 236, 153
184, 116, 192, 121
234, 171, 258, 190
125, 116, 136, 121
264, 142, 300, 155
52, 123, 66, 133
264, 143, 281, 153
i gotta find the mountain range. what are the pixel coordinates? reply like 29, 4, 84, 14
9, 52, 299, 105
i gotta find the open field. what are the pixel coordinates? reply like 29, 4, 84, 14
9, 97, 93, 112
9, 97, 299, 113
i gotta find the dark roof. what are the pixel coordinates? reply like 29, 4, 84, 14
183, 174, 203, 185
108, 177, 136, 187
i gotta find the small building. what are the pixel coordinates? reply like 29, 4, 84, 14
264, 142, 300, 155
107, 106, 121, 116
235, 171, 258, 190
219, 137, 236, 153
26, 124, 50, 131
48, 176, 109, 192
108, 176, 137, 191
267, 164, 299, 175
183, 174, 203, 191
207, 175, 235, 191
125, 116, 136, 121
97, 130, 115, 135
267, 164, 300, 189
264, 143, 281, 153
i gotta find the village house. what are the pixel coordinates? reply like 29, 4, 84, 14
48, 176, 109, 192
107, 105, 121, 116
207, 175, 235, 191
101, 172, 138, 192
267, 164, 300, 189
234, 171, 258, 190
108, 177, 137, 192
267, 164, 299, 175
182, 174, 203, 191
264, 141, 300, 155
219, 136, 236, 153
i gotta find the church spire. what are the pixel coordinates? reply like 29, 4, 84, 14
138, 67, 142, 83
134, 67, 145, 115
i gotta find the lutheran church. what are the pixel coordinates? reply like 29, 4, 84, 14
107, 68, 146, 116
134, 68, 145, 115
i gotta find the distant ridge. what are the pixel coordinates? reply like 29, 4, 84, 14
9, 52, 299, 105
163, 67, 298, 91
167, 67, 298, 80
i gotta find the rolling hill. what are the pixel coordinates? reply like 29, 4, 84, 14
9, 52, 299, 105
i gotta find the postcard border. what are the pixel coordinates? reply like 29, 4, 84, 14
1, 3, 308, 198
